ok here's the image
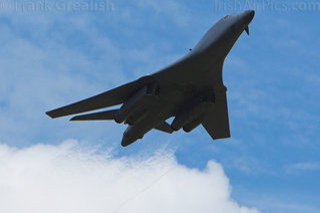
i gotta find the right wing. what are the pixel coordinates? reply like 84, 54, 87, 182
202, 59, 230, 140
202, 90, 230, 140
46, 76, 153, 119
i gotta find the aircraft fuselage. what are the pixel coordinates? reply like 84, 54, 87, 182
121, 10, 255, 146
46, 10, 255, 147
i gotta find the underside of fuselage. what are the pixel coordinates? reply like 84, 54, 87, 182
120, 80, 218, 147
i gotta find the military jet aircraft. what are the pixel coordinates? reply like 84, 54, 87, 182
46, 10, 255, 147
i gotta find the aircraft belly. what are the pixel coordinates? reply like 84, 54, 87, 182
157, 64, 218, 94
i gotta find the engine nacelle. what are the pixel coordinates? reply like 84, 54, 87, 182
114, 83, 159, 124
183, 116, 204, 133
121, 125, 144, 147
171, 101, 212, 131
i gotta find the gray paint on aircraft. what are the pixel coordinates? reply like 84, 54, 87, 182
46, 10, 255, 147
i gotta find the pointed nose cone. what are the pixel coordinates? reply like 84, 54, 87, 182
242, 10, 255, 25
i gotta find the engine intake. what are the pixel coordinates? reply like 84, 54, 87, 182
114, 82, 159, 124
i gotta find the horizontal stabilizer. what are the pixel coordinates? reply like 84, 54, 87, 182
154, 121, 174, 134
70, 109, 119, 121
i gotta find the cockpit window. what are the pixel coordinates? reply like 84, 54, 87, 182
223, 15, 231, 20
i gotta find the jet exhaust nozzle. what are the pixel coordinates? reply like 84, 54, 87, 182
171, 101, 212, 131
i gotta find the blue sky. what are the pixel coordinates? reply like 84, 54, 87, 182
0, 0, 319, 212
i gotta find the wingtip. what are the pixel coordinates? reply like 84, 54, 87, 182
46, 111, 55, 119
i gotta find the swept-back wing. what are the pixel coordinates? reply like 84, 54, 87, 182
202, 90, 230, 140
70, 109, 119, 121
46, 76, 153, 119
71, 110, 173, 134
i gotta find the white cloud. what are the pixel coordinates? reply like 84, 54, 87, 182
0, 140, 259, 213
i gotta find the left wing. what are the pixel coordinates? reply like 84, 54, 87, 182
46, 51, 193, 119
70, 109, 118, 121
70, 110, 174, 134
46, 76, 153, 119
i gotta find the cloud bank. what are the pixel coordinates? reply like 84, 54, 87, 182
0, 140, 259, 213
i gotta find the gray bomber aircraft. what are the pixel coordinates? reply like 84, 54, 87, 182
46, 10, 255, 147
